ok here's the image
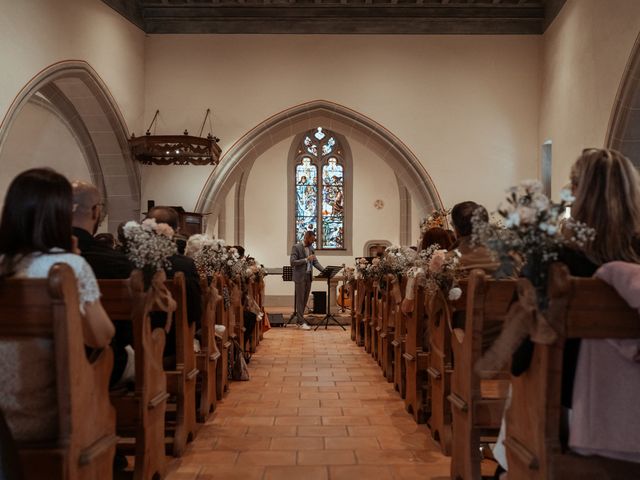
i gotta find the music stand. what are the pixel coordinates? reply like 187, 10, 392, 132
282, 266, 297, 326
314, 266, 345, 331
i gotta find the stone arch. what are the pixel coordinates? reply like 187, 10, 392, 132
0, 60, 140, 232
606, 32, 640, 166
195, 100, 444, 244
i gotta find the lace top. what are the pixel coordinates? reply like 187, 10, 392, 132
0, 250, 101, 442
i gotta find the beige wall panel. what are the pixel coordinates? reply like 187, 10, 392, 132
142, 34, 542, 214
540, 0, 640, 196
0, 0, 145, 134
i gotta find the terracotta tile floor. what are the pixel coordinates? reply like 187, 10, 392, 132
166, 327, 451, 480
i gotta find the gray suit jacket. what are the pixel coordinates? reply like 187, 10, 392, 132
290, 242, 324, 282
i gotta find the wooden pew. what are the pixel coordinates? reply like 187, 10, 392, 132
164, 273, 198, 457
403, 285, 430, 423
246, 279, 263, 354
0, 264, 117, 480
348, 281, 357, 342
363, 280, 373, 354
354, 280, 366, 347
449, 270, 514, 480
392, 277, 409, 398
214, 274, 232, 399
0, 407, 22, 479
379, 284, 395, 382
427, 281, 467, 455
505, 263, 640, 480
229, 278, 245, 352
100, 271, 168, 480
196, 279, 221, 422
370, 282, 380, 362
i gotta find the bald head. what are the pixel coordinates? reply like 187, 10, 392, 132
147, 206, 179, 230
72, 181, 103, 234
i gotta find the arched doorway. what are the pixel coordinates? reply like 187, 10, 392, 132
0, 60, 140, 232
195, 100, 444, 247
607, 32, 640, 166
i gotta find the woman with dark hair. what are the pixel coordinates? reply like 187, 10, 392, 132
0, 168, 114, 442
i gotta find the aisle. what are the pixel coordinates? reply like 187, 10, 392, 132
167, 327, 450, 480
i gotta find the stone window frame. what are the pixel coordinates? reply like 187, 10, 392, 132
288, 128, 352, 254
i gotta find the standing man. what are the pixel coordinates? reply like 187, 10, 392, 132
290, 231, 324, 330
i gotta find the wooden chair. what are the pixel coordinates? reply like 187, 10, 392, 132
0, 264, 117, 480
214, 274, 231, 399
100, 270, 168, 480
427, 281, 467, 455
403, 285, 430, 423
449, 270, 514, 480
164, 273, 199, 457
505, 263, 640, 480
196, 279, 220, 422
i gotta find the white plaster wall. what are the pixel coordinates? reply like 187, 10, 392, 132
142, 34, 542, 215
140, 164, 214, 209
241, 135, 401, 297
540, 0, 640, 197
0, 0, 145, 134
0, 101, 91, 212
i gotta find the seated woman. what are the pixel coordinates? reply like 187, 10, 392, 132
564, 148, 640, 463
496, 149, 640, 477
0, 168, 115, 442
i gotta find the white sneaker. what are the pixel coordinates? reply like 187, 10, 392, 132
299, 322, 312, 331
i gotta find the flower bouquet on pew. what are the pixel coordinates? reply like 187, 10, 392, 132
354, 256, 383, 282
192, 238, 228, 279
122, 218, 177, 290
471, 179, 594, 296
471, 180, 595, 376
402, 245, 462, 313
420, 208, 451, 235
379, 245, 418, 302
121, 219, 178, 326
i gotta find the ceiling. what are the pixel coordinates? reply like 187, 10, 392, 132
102, 0, 566, 34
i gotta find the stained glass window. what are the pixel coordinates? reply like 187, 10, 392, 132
294, 128, 345, 249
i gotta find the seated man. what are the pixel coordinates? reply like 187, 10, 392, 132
72, 181, 134, 387
146, 206, 202, 358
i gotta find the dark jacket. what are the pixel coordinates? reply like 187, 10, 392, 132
73, 227, 134, 387
73, 227, 134, 279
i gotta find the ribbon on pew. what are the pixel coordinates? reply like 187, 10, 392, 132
474, 278, 560, 378
149, 270, 177, 333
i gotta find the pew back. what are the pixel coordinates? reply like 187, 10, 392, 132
506, 263, 640, 480
100, 271, 168, 480
449, 270, 515, 480
0, 263, 117, 479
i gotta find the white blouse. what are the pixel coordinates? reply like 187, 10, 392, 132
0, 250, 100, 442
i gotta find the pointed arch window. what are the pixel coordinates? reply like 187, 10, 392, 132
294, 127, 345, 249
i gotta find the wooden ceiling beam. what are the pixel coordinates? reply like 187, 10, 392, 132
102, 0, 558, 35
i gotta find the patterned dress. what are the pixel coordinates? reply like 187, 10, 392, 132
0, 250, 100, 442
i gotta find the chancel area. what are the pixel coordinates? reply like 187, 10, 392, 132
0, 0, 639, 479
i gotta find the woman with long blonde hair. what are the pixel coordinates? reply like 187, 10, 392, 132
569, 147, 640, 265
